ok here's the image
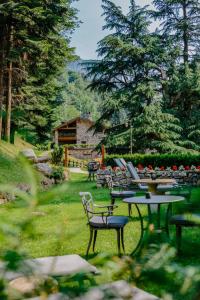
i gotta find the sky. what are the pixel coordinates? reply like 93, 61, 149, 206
71, 0, 153, 60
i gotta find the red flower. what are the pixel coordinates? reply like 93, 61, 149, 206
160, 166, 165, 171
172, 165, 178, 171
185, 166, 190, 170
138, 164, 144, 170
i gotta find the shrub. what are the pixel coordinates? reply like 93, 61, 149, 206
105, 153, 200, 168
51, 145, 64, 165
51, 166, 65, 184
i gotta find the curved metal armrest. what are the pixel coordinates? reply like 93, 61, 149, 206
87, 209, 110, 216
94, 204, 118, 209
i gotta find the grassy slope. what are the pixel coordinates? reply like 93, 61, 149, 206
0, 135, 35, 184
0, 134, 34, 158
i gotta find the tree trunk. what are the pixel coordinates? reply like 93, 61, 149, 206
5, 60, 12, 142
0, 64, 4, 140
0, 26, 5, 140
182, 1, 189, 64
5, 23, 13, 143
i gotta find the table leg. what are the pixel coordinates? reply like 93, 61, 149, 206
131, 204, 145, 256
165, 203, 172, 237
157, 204, 161, 229
148, 183, 158, 194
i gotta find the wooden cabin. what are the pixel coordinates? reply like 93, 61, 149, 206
53, 117, 104, 146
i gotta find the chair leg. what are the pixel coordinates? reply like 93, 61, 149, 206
111, 196, 115, 206
128, 203, 132, 217
116, 229, 121, 255
176, 225, 182, 255
93, 230, 98, 252
121, 228, 125, 253
86, 227, 93, 256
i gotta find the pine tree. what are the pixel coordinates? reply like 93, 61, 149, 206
0, 0, 77, 142
152, 0, 200, 64
87, 0, 186, 152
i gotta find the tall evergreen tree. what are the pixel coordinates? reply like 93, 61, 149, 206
88, 0, 184, 152
152, 0, 200, 148
0, 0, 77, 142
152, 0, 200, 64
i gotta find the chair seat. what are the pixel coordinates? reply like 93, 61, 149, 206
138, 184, 148, 191
90, 216, 129, 229
170, 214, 200, 226
157, 184, 175, 191
111, 191, 136, 198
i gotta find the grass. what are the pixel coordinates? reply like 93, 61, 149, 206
0, 135, 40, 185
0, 134, 34, 158
0, 148, 200, 298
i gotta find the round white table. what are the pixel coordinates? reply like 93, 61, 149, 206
123, 195, 185, 254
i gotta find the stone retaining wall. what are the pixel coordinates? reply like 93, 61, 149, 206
96, 169, 200, 188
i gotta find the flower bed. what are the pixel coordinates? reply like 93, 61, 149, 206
96, 166, 200, 188
105, 153, 200, 168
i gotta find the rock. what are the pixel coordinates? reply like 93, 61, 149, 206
3, 255, 98, 281
37, 154, 51, 163
16, 183, 31, 193
9, 276, 40, 295
9, 276, 58, 296
35, 163, 53, 177
0, 192, 15, 204
20, 149, 37, 162
79, 280, 159, 300
41, 177, 55, 189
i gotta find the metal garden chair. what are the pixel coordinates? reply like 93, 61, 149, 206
80, 192, 129, 256
169, 189, 199, 254
105, 175, 136, 216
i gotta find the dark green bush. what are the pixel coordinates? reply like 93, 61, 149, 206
51, 145, 64, 165
51, 166, 65, 184
105, 153, 200, 168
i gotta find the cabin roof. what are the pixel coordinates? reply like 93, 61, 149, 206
53, 117, 94, 131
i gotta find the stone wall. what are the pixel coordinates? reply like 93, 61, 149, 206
68, 147, 101, 160
76, 120, 104, 145
96, 168, 200, 188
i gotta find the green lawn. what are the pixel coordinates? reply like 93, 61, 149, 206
0, 157, 200, 298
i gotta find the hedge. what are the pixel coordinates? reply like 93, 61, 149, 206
105, 154, 200, 168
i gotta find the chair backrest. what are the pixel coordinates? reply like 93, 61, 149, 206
127, 162, 142, 188
127, 162, 140, 180
79, 192, 94, 221
119, 158, 127, 168
87, 161, 100, 172
113, 158, 124, 168
105, 175, 113, 190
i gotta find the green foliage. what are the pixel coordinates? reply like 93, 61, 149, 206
51, 71, 102, 128
51, 166, 65, 184
152, 0, 200, 63
0, 165, 199, 298
0, 152, 31, 184
105, 153, 200, 168
0, 0, 78, 143
51, 145, 63, 165
88, 0, 200, 153
108, 244, 200, 300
